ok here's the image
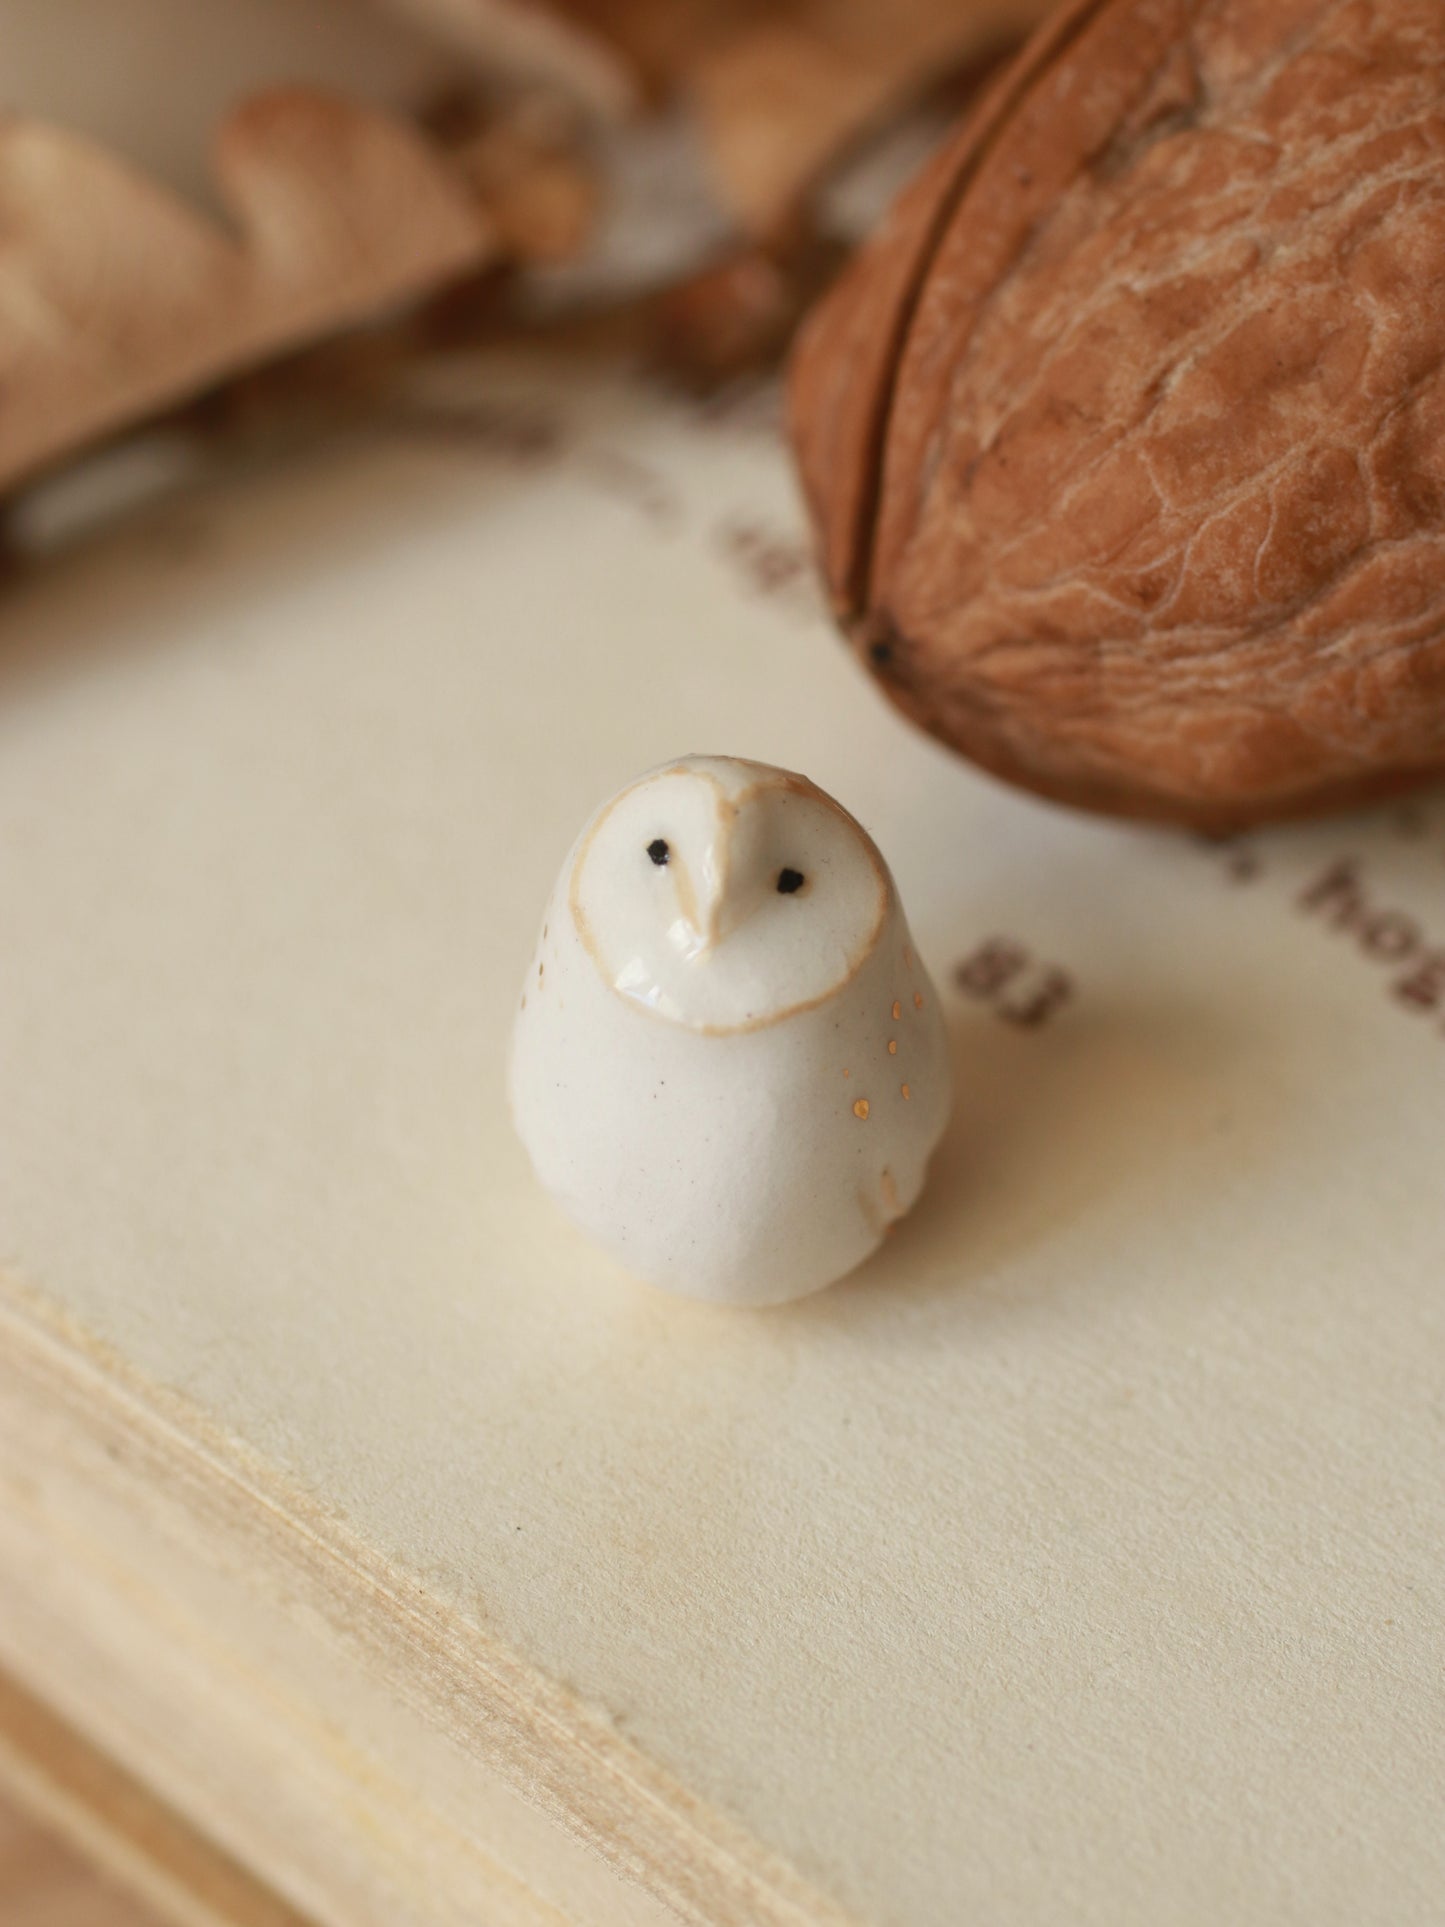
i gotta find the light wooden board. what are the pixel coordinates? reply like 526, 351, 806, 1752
0, 1783, 163, 1927
0, 1672, 307, 1927
1, 356, 1443, 1926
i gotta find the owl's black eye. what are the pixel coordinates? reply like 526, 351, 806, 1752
777, 868, 805, 894
647, 839, 670, 865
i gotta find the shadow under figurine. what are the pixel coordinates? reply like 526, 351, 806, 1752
510, 755, 952, 1305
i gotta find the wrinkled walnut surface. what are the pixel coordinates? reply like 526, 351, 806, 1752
791, 0, 1445, 828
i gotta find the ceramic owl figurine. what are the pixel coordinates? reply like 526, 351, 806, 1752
509, 755, 952, 1305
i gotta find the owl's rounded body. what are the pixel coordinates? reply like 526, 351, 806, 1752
509, 756, 952, 1306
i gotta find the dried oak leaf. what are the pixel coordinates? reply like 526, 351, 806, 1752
0, 89, 493, 495
790, 0, 1445, 829
373, 0, 1050, 238
651, 238, 846, 387
442, 103, 599, 260
364, 0, 638, 115
689, 0, 1054, 238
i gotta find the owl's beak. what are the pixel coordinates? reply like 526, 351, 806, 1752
669, 807, 761, 960
662, 844, 720, 961
665, 821, 734, 960
692, 842, 729, 957
695, 811, 761, 956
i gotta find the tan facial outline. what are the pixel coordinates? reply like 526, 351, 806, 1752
569, 759, 891, 1036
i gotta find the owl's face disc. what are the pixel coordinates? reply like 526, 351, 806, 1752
568, 756, 890, 1033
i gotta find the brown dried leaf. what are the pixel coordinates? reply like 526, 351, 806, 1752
413, 0, 769, 102
373, 0, 1050, 236
0, 89, 494, 495
690, 0, 1055, 237
553, 0, 769, 95
438, 99, 600, 261
363, 0, 639, 115
650, 239, 845, 389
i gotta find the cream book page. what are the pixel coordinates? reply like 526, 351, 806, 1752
1, 356, 1442, 1926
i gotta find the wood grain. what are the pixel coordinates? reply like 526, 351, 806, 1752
0, 1285, 827, 1927
0, 1794, 160, 1927
0, 1671, 306, 1927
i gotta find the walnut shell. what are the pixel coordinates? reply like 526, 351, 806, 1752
789, 0, 1445, 829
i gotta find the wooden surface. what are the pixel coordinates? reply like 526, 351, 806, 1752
0, 1671, 311, 1927
0, 1794, 160, 1927
1, 355, 1443, 1926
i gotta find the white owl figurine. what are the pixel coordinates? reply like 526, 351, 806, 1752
509, 755, 952, 1305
